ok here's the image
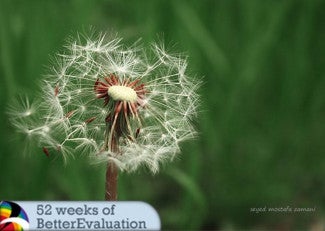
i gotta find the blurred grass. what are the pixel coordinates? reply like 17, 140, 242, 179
1, 0, 325, 230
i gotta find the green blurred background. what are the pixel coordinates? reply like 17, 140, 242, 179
1, 0, 325, 230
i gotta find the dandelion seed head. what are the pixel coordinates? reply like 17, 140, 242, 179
9, 32, 200, 173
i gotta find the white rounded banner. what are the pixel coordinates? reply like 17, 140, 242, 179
10, 201, 160, 230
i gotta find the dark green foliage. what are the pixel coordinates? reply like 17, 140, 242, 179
1, 0, 324, 229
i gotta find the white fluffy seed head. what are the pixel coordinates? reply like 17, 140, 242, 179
108, 86, 137, 102
9, 33, 200, 173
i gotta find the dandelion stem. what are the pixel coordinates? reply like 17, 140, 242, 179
105, 162, 118, 200
105, 123, 119, 201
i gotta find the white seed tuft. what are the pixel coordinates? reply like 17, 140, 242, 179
9, 33, 201, 173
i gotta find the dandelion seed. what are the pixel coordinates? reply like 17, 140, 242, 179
9, 32, 200, 200
42, 147, 50, 157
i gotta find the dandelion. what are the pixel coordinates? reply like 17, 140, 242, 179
9, 33, 200, 200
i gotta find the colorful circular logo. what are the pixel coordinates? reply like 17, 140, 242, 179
0, 201, 29, 231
